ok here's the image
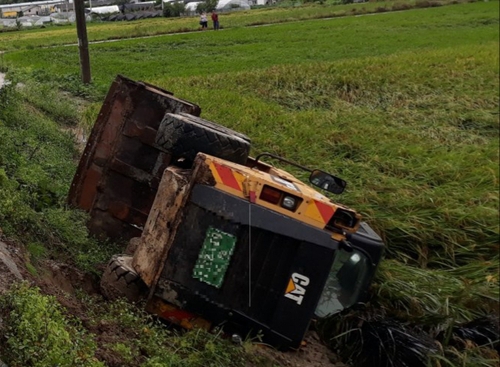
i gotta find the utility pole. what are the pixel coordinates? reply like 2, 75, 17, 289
74, 0, 91, 84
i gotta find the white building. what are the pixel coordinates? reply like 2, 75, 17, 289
89, 5, 120, 14
216, 0, 250, 10
0, 0, 62, 18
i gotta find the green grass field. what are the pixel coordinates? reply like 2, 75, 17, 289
0, 0, 467, 51
0, 1, 499, 366
4, 1, 498, 97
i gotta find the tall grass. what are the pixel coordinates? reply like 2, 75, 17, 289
0, 79, 117, 272
154, 44, 499, 266
0, 0, 475, 52
3, 1, 498, 101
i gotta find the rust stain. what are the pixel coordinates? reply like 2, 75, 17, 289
68, 75, 201, 242
132, 167, 191, 287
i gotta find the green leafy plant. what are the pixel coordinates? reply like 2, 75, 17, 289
0, 283, 103, 367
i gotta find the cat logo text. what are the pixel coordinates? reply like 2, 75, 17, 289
284, 273, 310, 305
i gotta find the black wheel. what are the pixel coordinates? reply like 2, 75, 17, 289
156, 112, 251, 166
100, 255, 147, 302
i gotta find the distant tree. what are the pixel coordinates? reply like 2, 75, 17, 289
206, 0, 218, 12
111, 0, 131, 14
113, 0, 132, 7
163, 1, 185, 17
196, 0, 218, 13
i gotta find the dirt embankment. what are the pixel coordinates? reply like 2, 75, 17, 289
0, 240, 26, 294
0, 233, 344, 367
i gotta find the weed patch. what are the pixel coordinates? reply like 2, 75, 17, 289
392, 2, 414, 10
79, 296, 274, 367
0, 283, 103, 367
0, 77, 109, 272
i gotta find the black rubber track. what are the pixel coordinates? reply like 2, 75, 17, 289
156, 112, 251, 165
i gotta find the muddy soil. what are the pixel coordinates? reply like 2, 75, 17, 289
255, 332, 347, 367
0, 234, 345, 367
0, 239, 28, 294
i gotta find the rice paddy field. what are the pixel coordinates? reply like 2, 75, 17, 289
0, 0, 475, 51
0, 0, 499, 365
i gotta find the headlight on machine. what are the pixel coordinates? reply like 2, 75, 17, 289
259, 185, 301, 212
282, 196, 297, 210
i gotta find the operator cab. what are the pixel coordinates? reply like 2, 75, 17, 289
250, 153, 384, 321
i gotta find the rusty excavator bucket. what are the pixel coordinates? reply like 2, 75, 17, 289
68, 75, 201, 241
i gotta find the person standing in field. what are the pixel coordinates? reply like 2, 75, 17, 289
211, 11, 219, 30
200, 12, 208, 30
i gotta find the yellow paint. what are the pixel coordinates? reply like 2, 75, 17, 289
304, 201, 325, 224
285, 278, 296, 294
203, 154, 361, 235
209, 161, 246, 192
209, 161, 223, 184
331, 232, 345, 242
232, 170, 246, 191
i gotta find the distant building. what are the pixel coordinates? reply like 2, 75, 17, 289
2, 10, 18, 18
24, 5, 54, 15
53, 3, 75, 12
247, 0, 267, 5
216, 0, 250, 11
89, 5, 120, 14
0, 0, 61, 17
124, 2, 155, 12
182, 0, 250, 12
184, 1, 201, 12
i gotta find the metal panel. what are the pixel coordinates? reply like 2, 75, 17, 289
132, 167, 191, 287
154, 190, 335, 348
68, 74, 201, 241
131, 154, 216, 290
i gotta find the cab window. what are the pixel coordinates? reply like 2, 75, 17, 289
315, 248, 369, 318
